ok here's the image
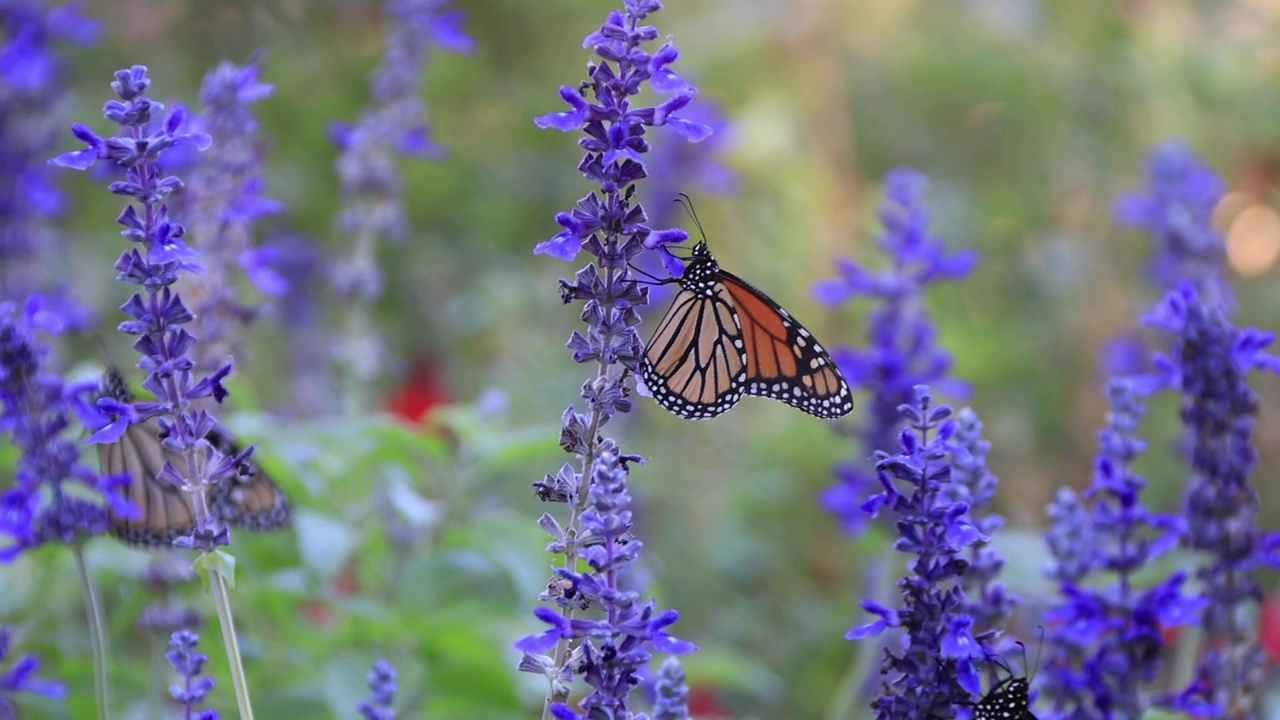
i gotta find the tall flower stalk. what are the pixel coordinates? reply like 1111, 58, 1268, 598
1144, 284, 1280, 719
846, 386, 985, 719
51, 65, 258, 719
167, 630, 218, 720
813, 168, 978, 535
182, 55, 285, 375
329, 0, 473, 412
0, 296, 135, 720
1041, 378, 1204, 718
358, 659, 398, 720
516, 2, 707, 717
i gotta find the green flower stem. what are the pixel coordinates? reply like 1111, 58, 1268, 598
72, 544, 111, 720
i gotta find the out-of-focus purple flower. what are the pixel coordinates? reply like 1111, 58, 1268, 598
0, 0, 98, 318
0, 297, 136, 561
847, 386, 985, 719
50, 65, 247, 552
640, 100, 737, 230
816, 168, 978, 535
1041, 378, 1203, 718
651, 656, 690, 720
357, 659, 397, 720
1142, 283, 1280, 717
166, 630, 217, 720
946, 408, 1016, 641
518, 444, 697, 718
137, 553, 202, 633
181, 55, 284, 375
329, 0, 473, 395
1114, 143, 1231, 307
521, 2, 707, 713
0, 627, 65, 716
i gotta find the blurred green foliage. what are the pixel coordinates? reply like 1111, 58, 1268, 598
4, 0, 1280, 718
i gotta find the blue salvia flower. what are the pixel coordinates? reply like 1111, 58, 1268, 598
329, 0, 473, 394
0, 627, 65, 716
946, 408, 1016, 641
517, 443, 698, 719
651, 657, 691, 720
182, 54, 285, 375
813, 168, 978, 535
0, 0, 99, 303
1142, 283, 1280, 718
357, 659, 398, 720
520, 1, 707, 715
50, 66, 247, 553
1040, 378, 1204, 719
1114, 143, 1231, 307
847, 385, 985, 719
0, 296, 136, 561
166, 630, 217, 720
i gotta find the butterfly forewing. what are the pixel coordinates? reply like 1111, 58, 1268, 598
207, 427, 291, 531
641, 242, 852, 420
717, 269, 852, 419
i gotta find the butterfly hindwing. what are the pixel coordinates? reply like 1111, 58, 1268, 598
98, 367, 290, 547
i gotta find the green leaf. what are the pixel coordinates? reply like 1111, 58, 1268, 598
194, 549, 237, 590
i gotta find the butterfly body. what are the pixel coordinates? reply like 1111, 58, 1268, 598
974, 676, 1037, 720
98, 368, 290, 547
641, 242, 853, 420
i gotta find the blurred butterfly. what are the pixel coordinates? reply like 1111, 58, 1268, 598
970, 642, 1038, 720
97, 367, 290, 547
639, 204, 852, 419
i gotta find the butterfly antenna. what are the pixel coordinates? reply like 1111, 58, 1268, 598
674, 192, 708, 244
1028, 626, 1045, 683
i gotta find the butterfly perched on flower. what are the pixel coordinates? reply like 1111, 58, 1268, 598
640, 239, 853, 420
96, 367, 290, 547
969, 643, 1038, 720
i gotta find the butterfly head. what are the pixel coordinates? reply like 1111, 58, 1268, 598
691, 240, 710, 257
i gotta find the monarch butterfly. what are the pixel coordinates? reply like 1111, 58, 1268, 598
640, 240, 853, 419
97, 367, 291, 547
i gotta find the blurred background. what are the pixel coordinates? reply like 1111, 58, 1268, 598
3, 0, 1280, 717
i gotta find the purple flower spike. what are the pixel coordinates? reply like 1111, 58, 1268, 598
166, 630, 217, 720
817, 168, 977, 536
1114, 143, 1232, 308
1042, 378, 1203, 717
330, 0, 472, 391
50, 66, 242, 551
0, 300, 132, 561
1, 0, 98, 318
850, 386, 986, 719
1144, 284, 1280, 717
523, 2, 706, 714
358, 659, 398, 720
182, 55, 284, 375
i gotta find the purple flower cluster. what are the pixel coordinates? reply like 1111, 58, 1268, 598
520, 2, 708, 715
650, 657, 691, 720
0, 297, 136, 561
814, 168, 978, 535
357, 659, 398, 720
1041, 378, 1203, 718
946, 408, 1016, 640
52, 65, 245, 552
518, 443, 697, 719
0, 627, 64, 717
848, 386, 985, 719
0, 0, 99, 302
328, 0, 473, 396
1143, 283, 1280, 717
182, 55, 286, 375
1114, 143, 1231, 306
166, 630, 217, 720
